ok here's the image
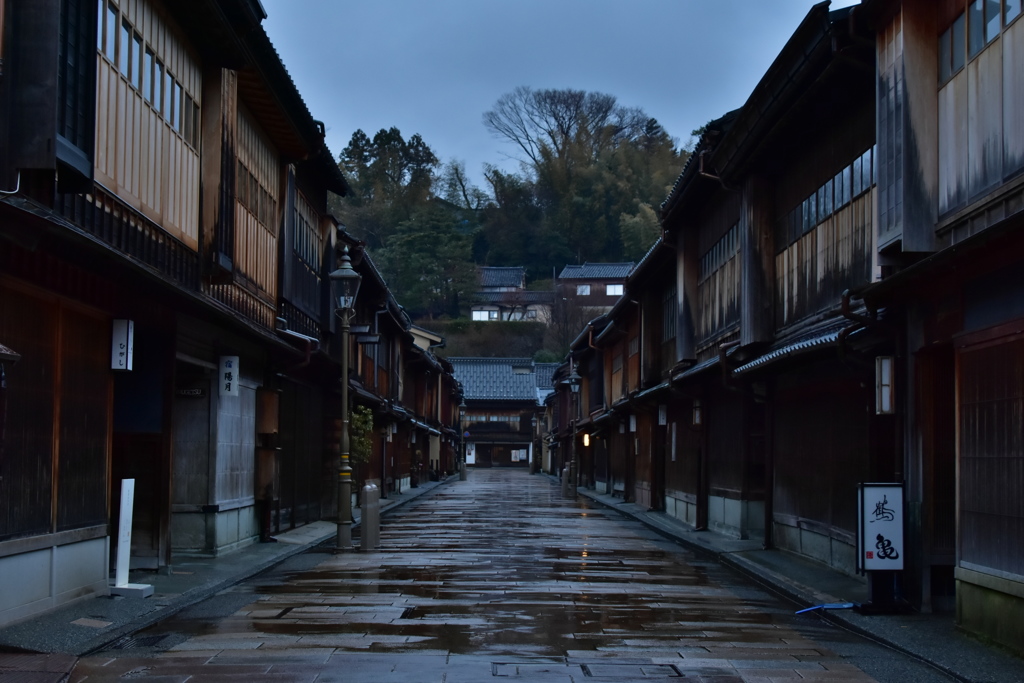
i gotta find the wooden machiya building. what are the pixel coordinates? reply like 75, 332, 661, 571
555, 0, 1024, 655
345, 258, 460, 497
858, 0, 1024, 652
0, 0, 455, 628
450, 358, 544, 469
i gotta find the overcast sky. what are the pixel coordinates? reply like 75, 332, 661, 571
261, 0, 860, 188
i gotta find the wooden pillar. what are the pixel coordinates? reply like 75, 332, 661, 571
200, 67, 238, 275
741, 175, 774, 347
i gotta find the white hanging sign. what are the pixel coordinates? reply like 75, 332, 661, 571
857, 482, 904, 572
111, 319, 134, 371
219, 356, 239, 397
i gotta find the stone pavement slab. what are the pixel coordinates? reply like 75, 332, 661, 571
66, 470, 913, 682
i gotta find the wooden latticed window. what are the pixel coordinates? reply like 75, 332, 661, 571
57, 0, 96, 170
773, 148, 874, 328
661, 286, 677, 345
234, 106, 280, 297
289, 190, 324, 320
94, 0, 201, 247
0, 282, 110, 541
957, 332, 1024, 580
697, 223, 740, 343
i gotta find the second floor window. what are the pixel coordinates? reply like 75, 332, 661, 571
577, 284, 591, 296
662, 287, 678, 344
607, 284, 623, 296
97, 0, 199, 150
941, 1, 1021, 84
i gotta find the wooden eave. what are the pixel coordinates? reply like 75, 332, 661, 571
623, 240, 672, 292
237, 66, 311, 163
708, 2, 835, 177
664, 5, 873, 229
0, 195, 296, 357
569, 316, 609, 355
862, 210, 1024, 308
857, 0, 901, 31
162, 0, 253, 69
659, 112, 738, 227
0, 342, 20, 363
719, 29, 875, 180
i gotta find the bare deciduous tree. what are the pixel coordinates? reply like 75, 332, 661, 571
483, 87, 652, 174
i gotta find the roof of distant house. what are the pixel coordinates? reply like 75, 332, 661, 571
450, 357, 539, 402
479, 266, 526, 288
558, 262, 635, 280
533, 363, 558, 390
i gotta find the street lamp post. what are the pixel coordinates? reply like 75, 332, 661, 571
458, 397, 467, 481
330, 246, 362, 552
567, 367, 582, 499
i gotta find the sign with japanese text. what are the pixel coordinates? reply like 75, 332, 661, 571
111, 319, 134, 371
857, 482, 904, 572
218, 356, 239, 397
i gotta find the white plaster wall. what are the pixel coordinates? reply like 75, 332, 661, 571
708, 495, 764, 541
0, 538, 108, 628
214, 383, 257, 506
773, 520, 858, 576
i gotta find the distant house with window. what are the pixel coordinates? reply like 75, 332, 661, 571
557, 263, 634, 313
471, 267, 552, 322
451, 358, 544, 467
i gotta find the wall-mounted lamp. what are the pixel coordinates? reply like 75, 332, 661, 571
629, 414, 637, 432
692, 399, 703, 427
582, 433, 590, 447
875, 356, 895, 415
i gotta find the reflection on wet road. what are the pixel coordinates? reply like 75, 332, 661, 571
72, 471, 911, 681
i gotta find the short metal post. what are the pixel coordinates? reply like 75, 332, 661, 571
561, 466, 571, 498
361, 483, 380, 551
459, 460, 467, 481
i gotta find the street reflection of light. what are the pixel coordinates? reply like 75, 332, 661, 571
582, 550, 588, 558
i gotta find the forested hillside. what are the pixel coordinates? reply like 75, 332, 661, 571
329, 87, 688, 320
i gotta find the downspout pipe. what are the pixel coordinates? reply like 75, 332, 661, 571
277, 329, 320, 370
698, 151, 738, 193
838, 288, 877, 371
718, 340, 740, 384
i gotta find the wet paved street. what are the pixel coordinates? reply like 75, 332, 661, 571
71, 471, 951, 682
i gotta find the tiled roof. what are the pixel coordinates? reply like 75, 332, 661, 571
557, 262, 635, 280
533, 363, 559, 389
479, 267, 525, 288
732, 318, 854, 376
450, 358, 539, 402
0, 342, 20, 362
